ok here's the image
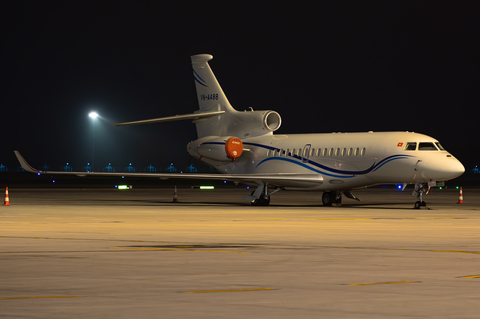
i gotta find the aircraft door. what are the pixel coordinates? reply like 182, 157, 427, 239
302, 144, 311, 163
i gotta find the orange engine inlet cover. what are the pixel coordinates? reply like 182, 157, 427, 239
225, 137, 243, 159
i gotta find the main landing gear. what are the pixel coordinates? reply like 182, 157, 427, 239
322, 191, 342, 206
249, 184, 282, 206
321, 191, 361, 206
251, 193, 270, 206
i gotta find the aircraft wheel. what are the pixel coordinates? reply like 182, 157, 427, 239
322, 191, 342, 206
414, 201, 422, 209
322, 192, 334, 206
251, 194, 270, 206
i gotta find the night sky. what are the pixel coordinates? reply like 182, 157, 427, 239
1, 1, 479, 173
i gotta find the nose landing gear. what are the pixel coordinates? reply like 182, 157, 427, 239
412, 183, 431, 209
414, 200, 427, 209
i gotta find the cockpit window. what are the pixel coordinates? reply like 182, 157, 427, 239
418, 142, 437, 150
435, 142, 445, 151
404, 142, 417, 151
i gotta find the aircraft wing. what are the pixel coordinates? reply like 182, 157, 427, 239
14, 151, 323, 187
111, 111, 225, 127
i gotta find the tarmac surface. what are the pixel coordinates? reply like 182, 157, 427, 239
1, 186, 479, 318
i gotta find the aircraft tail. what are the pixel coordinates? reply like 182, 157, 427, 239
191, 54, 237, 137
113, 54, 282, 139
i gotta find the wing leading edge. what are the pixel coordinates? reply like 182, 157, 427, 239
13, 151, 323, 187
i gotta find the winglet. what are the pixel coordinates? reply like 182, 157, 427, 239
14, 151, 40, 173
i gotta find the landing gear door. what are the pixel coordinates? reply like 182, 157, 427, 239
302, 144, 311, 163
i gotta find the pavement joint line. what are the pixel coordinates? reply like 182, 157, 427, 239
184, 288, 276, 293
347, 281, 421, 286
112, 247, 250, 253
0, 296, 79, 300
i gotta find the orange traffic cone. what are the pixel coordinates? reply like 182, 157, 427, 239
4, 187, 10, 206
172, 185, 179, 203
457, 187, 464, 204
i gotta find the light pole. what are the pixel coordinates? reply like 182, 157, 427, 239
89, 111, 98, 171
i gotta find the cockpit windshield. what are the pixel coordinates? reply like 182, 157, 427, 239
404, 142, 417, 150
404, 142, 447, 151
435, 142, 445, 151
418, 142, 438, 150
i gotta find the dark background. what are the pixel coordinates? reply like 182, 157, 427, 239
1, 1, 479, 173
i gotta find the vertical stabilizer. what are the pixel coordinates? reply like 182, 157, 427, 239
191, 54, 237, 137
191, 54, 234, 112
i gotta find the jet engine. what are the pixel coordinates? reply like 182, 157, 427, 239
227, 110, 282, 137
188, 136, 244, 162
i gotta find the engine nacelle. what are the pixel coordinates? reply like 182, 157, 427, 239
212, 111, 282, 138
189, 136, 244, 162
230, 110, 281, 137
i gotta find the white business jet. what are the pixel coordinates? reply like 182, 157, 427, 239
14, 54, 464, 208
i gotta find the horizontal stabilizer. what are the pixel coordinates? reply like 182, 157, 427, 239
13, 151, 323, 187
112, 111, 225, 127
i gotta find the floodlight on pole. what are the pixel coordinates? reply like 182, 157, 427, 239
89, 111, 98, 171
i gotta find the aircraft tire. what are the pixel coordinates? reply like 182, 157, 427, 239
414, 201, 422, 209
251, 194, 270, 206
322, 192, 334, 206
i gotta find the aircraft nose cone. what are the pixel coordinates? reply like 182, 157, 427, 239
437, 157, 465, 180
451, 159, 465, 178
421, 156, 465, 181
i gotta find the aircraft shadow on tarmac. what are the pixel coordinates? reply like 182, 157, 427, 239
96, 199, 415, 209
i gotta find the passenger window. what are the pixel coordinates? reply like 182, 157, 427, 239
292, 149, 296, 157
334, 148, 339, 156
323, 148, 327, 156
310, 148, 315, 157
329, 148, 334, 156
418, 142, 437, 150
404, 142, 417, 151
342, 148, 346, 156
286, 149, 290, 156
348, 148, 353, 156
361, 148, 366, 156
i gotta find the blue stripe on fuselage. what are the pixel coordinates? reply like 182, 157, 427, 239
202, 141, 412, 177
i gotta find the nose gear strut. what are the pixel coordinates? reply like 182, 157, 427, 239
412, 182, 430, 209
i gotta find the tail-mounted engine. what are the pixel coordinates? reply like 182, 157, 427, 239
187, 136, 244, 162
229, 110, 282, 137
